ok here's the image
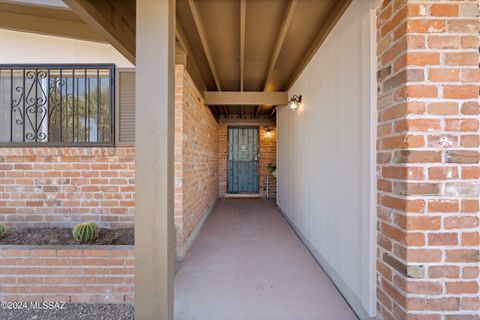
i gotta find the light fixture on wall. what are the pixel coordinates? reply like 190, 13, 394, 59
288, 95, 302, 111
266, 128, 272, 137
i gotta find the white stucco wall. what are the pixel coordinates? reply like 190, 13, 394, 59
277, 0, 377, 318
0, 29, 133, 67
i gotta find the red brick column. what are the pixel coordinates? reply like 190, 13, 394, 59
376, 1, 479, 319
258, 126, 276, 198
218, 125, 228, 195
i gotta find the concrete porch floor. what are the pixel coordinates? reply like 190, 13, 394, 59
174, 199, 357, 320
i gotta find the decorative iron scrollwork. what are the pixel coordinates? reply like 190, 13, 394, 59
0, 64, 115, 145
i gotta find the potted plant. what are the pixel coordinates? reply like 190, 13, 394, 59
267, 163, 276, 177
265, 163, 276, 199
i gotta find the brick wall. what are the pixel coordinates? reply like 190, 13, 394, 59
376, 1, 479, 319
259, 126, 277, 198
0, 245, 134, 303
218, 125, 228, 195
174, 65, 218, 259
218, 124, 276, 198
0, 65, 219, 259
0, 148, 135, 228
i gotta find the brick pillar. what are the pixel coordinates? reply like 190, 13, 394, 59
218, 124, 228, 195
376, 1, 479, 319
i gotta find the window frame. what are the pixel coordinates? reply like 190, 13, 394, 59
0, 63, 116, 148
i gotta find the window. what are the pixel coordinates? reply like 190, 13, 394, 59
0, 64, 115, 146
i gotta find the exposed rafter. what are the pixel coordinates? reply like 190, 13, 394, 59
269, 107, 277, 118
209, 105, 219, 118
63, 0, 136, 64
188, 0, 222, 91
175, 48, 187, 67
176, 21, 207, 91
0, 1, 105, 42
223, 106, 229, 117
239, 0, 246, 92
286, 0, 352, 90
255, 105, 262, 118
263, 0, 298, 92
254, 0, 297, 118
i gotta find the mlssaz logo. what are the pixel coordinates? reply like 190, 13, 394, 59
29, 301, 67, 310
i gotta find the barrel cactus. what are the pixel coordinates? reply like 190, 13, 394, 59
0, 224, 6, 239
72, 222, 99, 243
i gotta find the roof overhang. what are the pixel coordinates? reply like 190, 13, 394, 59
0, 0, 353, 119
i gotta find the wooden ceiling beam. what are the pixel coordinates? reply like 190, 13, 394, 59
0, 2, 105, 42
263, 0, 297, 92
285, 0, 352, 90
176, 21, 207, 91
256, 0, 297, 119
204, 91, 288, 106
188, 0, 222, 91
269, 107, 277, 118
255, 105, 262, 118
219, 118, 275, 126
175, 51, 188, 66
239, 0, 246, 92
63, 0, 136, 64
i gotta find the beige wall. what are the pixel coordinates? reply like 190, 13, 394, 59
174, 65, 219, 260
0, 29, 133, 67
277, 0, 377, 318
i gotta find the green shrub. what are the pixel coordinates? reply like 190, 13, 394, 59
266, 163, 276, 175
0, 224, 6, 239
72, 222, 99, 243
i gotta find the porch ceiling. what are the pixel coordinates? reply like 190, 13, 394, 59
177, 0, 351, 119
0, 0, 352, 119
0, 0, 105, 42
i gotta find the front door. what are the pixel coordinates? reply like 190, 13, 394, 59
228, 127, 259, 193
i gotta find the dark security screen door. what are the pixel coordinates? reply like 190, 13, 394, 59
228, 127, 259, 193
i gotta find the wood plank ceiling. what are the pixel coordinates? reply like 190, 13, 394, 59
0, 0, 352, 120
177, 0, 350, 119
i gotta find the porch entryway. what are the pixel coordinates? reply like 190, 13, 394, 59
174, 199, 356, 320
227, 127, 259, 194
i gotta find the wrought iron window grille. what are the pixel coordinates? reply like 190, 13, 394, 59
0, 64, 115, 147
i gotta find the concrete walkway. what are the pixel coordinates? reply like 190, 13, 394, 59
174, 199, 357, 320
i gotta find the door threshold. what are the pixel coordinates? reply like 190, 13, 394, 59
223, 193, 262, 199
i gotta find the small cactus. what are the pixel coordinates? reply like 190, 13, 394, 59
72, 222, 99, 243
0, 224, 6, 239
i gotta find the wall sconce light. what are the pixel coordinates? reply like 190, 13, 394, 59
288, 95, 302, 111
266, 128, 272, 137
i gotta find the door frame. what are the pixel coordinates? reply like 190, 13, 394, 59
227, 125, 260, 194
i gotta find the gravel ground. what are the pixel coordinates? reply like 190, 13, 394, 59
0, 304, 134, 320
0, 227, 134, 245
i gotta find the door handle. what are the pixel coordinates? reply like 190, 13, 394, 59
254, 154, 258, 161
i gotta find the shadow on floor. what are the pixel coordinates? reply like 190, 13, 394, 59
174, 198, 357, 320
